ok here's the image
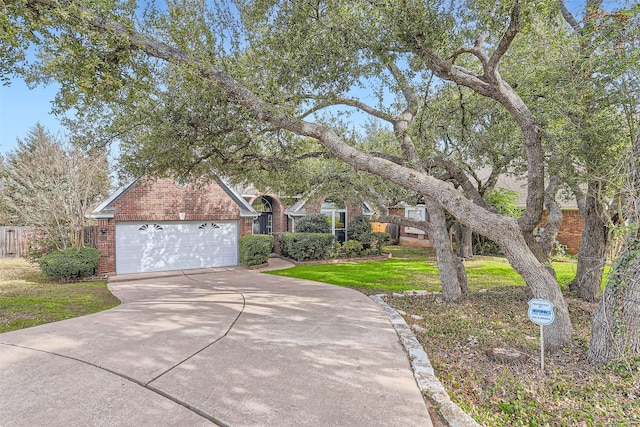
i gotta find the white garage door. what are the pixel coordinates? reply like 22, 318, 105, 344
115, 221, 238, 274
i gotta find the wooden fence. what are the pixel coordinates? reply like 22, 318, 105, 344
0, 226, 32, 258
0, 226, 98, 258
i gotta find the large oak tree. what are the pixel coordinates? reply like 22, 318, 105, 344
4, 0, 636, 353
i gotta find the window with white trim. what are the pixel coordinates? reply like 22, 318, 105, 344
321, 199, 347, 242
404, 206, 427, 234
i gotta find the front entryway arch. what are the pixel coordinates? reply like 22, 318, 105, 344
252, 196, 274, 235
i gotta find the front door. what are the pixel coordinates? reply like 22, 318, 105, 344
254, 212, 273, 235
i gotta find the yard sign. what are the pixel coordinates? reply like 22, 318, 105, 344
528, 298, 555, 372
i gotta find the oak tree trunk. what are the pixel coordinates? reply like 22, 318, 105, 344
453, 222, 473, 259
589, 133, 640, 363
497, 226, 573, 351
426, 199, 466, 302
589, 228, 640, 363
570, 180, 609, 302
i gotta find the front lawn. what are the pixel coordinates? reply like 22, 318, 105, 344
267, 246, 637, 425
267, 247, 578, 295
0, 258, 120, 333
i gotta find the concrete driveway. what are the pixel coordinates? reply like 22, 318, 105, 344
0, 263, 432, 426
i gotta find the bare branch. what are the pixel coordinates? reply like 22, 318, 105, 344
559, 1, 582, 34
297, 95, 395, 123
366, 151, 407, 165
474, 2, 498, 49
387, 61, 419, 114
487, 1, 521, 76
451, 47, 490, 75
385, 59, 422, 167
423, 156, 495, 211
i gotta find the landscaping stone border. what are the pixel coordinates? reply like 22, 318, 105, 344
370, 294, 481, 427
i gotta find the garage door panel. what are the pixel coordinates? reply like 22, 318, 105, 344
115, 221, 238, 274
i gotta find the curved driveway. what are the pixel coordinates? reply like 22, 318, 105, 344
0, 263, 432, 426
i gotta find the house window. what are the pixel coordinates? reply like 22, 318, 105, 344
321, 199, 347, 242
404, 206, 427, 235
199, 223, 220, 229
252, 196, 273, 213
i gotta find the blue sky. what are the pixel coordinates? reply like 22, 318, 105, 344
0, 80, 67, 154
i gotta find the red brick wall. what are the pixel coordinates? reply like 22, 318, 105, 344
239, 217, 254, 239
97, 178, 251, 274
96, 218, 115, 274
113, 178, 241, 221
541, 209, 584, 255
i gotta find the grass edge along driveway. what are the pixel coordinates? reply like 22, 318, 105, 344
0, 258, 120, 333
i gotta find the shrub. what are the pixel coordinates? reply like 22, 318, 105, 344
371, 232, 391, 254
278, 232, 337, 261
296, 213, 331, 234
343, 240, 365, 257
348, 215, 372, 241
473, 234, 502, 255
239, 234, 273, 266
38, 247, 100, 279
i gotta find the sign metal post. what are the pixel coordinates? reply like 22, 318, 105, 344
528, 299, 555, 372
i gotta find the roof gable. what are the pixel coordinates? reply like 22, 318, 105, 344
87, 177, 257, 219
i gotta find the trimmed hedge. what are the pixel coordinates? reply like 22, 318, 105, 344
38, 247, 100, 279
295, 213, 331, 234
343, 240, 365, 257
277, 232, 338, 261
239, 234, 274, 266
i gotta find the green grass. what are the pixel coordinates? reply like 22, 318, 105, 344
0, 258, 120, 333
267, 247, 579, 295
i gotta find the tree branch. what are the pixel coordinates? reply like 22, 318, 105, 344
487, 1, 521, 76
298, 95, 395, 123
24, 0, 522, 246
375, 214, 432, 234
385, 58, 422, 167
422, 156, 495, 211
559, 1, 582, 34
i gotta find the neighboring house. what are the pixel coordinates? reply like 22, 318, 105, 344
87, 177, 258, 275
379, 204, 431, 248
490, 174, 584, 254
378, 174, 584, 253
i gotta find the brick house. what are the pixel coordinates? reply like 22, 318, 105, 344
89, 172, 582, 275
380, 203, 584, 254
89, 179, 375, 275
88, 177, 258, 275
